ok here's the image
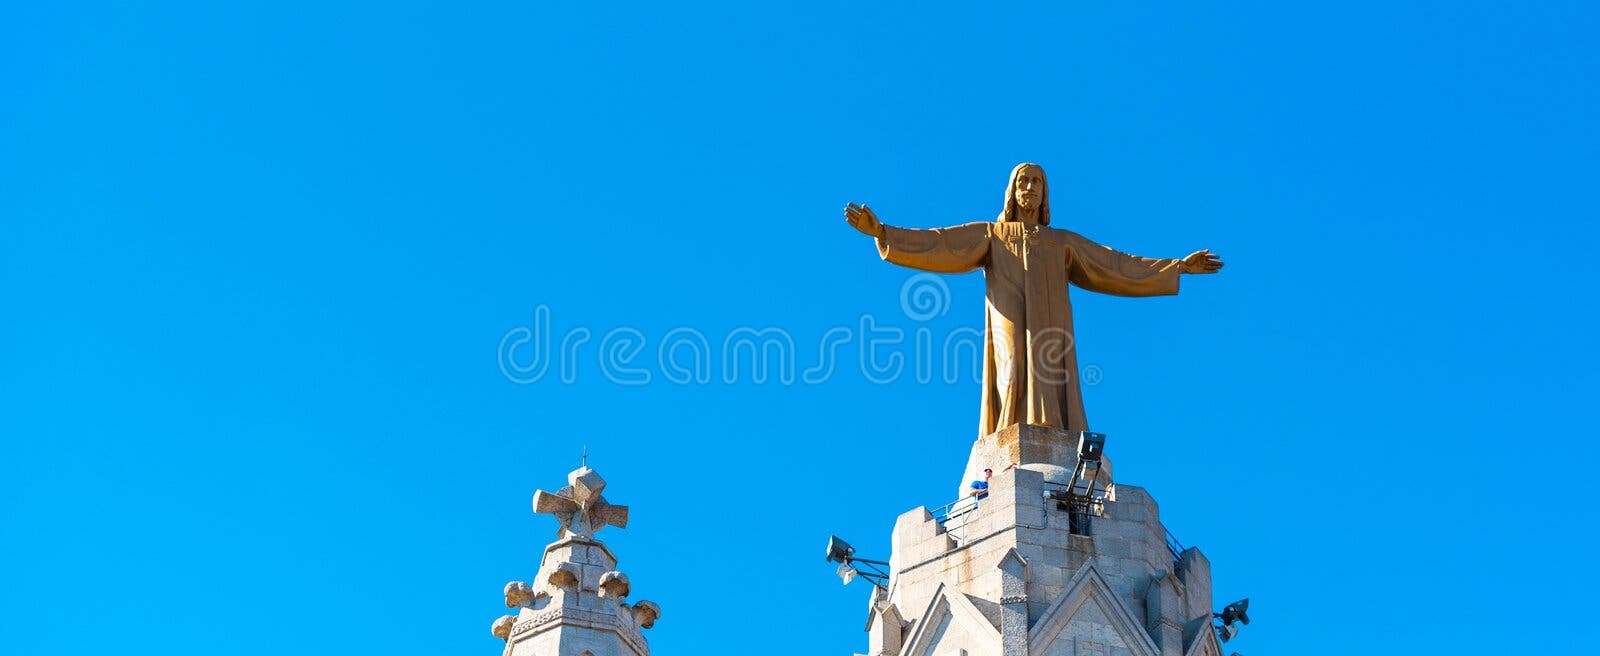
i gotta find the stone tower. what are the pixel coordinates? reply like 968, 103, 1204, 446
490, 466, 661, 656
859, 424, 1226, 656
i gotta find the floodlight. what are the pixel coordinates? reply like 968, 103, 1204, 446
1065, 431, 1109, 497
1217, 598, 1250, 626
1069, 459, 1103, 496
1076, 431, 1105, 461
1217, 623, 1239, 643
825, 535, 856, 563
822, 535, 889, 588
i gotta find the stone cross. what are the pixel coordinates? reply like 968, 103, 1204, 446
532, 466, 630, 539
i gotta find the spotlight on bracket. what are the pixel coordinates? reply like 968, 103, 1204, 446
1217, 598, 1250, 626
1077, 430, 1105, 460
1068, 431, 1108, 497
1045, 431, 1112, 536
823, 535, 890, 588
1213, 598, 1251, 643
825, 535, 855, 564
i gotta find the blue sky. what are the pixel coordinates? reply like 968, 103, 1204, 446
3, 2, 1598, 654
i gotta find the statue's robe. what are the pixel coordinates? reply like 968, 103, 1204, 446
877, 221, 1184, 438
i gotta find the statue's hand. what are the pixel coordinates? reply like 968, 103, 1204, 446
1180, 249, 1224, 274
844, 203, 886, 238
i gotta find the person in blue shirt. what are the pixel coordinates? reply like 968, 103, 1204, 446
969, 468, 993, 500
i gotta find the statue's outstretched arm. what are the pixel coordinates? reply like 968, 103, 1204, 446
1063, 230, 1186, 297
845, 203, 989, 274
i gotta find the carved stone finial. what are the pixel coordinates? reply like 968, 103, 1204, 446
490, 614, 516, 640
532, 466, 631, 539
504, 580, 534, 608
547, 562, 581, 590
631, 600, 661, 628
599, 571, 631, 599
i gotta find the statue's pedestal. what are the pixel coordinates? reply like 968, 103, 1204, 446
955, 423, 1113, 500
868, 426, 1215, 656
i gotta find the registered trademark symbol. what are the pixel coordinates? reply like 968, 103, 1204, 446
1082, 365, 1103, 386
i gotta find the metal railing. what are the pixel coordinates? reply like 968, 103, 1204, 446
1165, 528, 1187, 563
931, 496, 981, 544
931, 480, 1109, 545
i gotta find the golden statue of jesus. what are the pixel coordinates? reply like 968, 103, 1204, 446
845, 163, 1224, 438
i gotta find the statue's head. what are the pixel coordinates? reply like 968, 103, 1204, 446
999, 163, 1050, 225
